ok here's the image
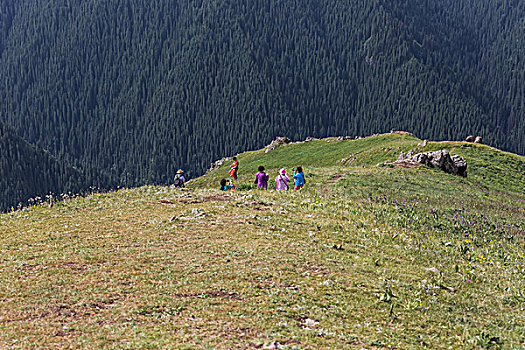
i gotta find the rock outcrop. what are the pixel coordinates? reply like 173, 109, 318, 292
412, 150, 467, 177
417, 140, 428, 147
450, 155, 467, 176
465, 135, 482, 144
265, 137, 292, 153
207, 157, 232, 174
395, 150, 467, 177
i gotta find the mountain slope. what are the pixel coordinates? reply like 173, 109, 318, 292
0, 0, 523, 192
1, 134, 524, 348
0, 122, 88, 211
0, 0, 16, 56
382, 0, 525, 150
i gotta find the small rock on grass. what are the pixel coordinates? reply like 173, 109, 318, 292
303, 318, 319, 327
426, 267, 442, 275
191, 208, 206, 217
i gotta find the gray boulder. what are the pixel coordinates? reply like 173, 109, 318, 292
451, 155, 467, 177
474, 136, 483, 144
411, 150, 467, 177
465, 135, 476, 142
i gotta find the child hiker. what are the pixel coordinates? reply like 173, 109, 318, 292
228, 157, 239, 181
219, 178, 235, 191
275, 168, 290, 190
255, 166, 269, 189
293, 166, 305, 190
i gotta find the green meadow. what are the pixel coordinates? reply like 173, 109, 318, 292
1, 133, 524, 349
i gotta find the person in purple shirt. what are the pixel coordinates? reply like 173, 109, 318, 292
275, 168, 290, 190
255, 165, 270, 189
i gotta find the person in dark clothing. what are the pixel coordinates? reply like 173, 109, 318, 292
255, 165, 269, 189
174, 169, 185, 187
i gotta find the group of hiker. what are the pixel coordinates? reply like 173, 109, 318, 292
221, 159, 305, 191
174, 157, 306, 191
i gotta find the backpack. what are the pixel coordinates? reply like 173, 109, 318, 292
174, 174, 181, 186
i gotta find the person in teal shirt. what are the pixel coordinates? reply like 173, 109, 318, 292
219, 179, 235, 191
293, 166, 305, 190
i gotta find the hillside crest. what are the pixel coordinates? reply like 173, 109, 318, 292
2, 132, 524, 348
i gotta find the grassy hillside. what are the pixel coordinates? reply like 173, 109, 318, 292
1, 134, 524, 349
195, 132, 525, 197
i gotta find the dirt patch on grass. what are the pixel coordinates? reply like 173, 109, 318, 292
247, 200, 268, 206
19, 263, 40, 271
202, 194, 232, 202
328, 174, 346, 184
153, 198, 204, 205
249, 206, 269, 212
177, 198, 203, 204
1, 304, 91, 325
173, 290, 242, 300
53, 305, 80, 319
245, 201, 270, 211
60, 261, 88, 271
323, 173, 346, 192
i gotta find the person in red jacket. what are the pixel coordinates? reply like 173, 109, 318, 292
228, 157, 239, 181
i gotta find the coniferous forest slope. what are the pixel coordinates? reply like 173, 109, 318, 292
0, 0, 524, 208
0, 122, 87, 211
